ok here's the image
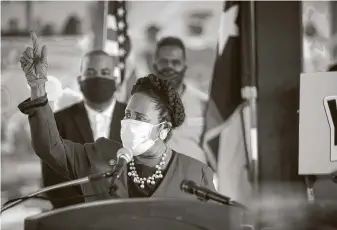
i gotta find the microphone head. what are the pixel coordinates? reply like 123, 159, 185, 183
180, 180, 197, 194
117, 148, 133, 163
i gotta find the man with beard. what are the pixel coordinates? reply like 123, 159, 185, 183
153, 36, 207, 164
42, 50, 126, 209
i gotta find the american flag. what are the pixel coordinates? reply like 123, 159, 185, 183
105, 0, 129, 85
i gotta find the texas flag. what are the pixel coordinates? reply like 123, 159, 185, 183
202, 1, 253, 204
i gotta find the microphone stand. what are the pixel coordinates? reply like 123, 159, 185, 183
108, 162, 125, 195
1, 171, 113, 213
305, 175, 316, 204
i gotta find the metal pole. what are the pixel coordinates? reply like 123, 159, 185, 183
102, 1, 108, 49
242, 0, 259, 196
93, 0, 108, 50
244, 2, 260, 230
26, 1, 32, 32
249, 0, 259, 197
249, 1, 257, 88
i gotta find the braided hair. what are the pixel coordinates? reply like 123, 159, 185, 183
131, 74, 186, 141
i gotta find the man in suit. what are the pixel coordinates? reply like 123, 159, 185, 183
42, 50, 126, 209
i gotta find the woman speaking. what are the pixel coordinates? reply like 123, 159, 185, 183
18, 32, 215, 202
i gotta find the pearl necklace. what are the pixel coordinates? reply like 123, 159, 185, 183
127, 151, 168, 189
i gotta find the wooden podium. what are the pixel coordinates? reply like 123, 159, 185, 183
24, 198, 245, 230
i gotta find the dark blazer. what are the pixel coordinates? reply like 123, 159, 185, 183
19, 95, 215, 203
42, 100, 126, 208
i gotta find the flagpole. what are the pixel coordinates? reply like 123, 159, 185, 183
93, 1, 108, 50
240, 1, 259, 229
249, 0, 259, 197
102, 0, 109, 50
242, 0, 259, 197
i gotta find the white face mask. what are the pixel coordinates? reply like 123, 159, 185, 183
120, 119, 165, 156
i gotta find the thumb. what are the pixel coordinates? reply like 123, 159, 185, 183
40, 45, 47, 63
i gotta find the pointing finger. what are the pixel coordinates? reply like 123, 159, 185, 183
40, 45, 47, 63
30, 31, 41, 57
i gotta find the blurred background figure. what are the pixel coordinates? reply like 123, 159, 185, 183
141, 24, 161, 76
183, 10, 216, 95
302, 2, 337, 73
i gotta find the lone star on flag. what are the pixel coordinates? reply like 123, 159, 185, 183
218, 2, 239, 55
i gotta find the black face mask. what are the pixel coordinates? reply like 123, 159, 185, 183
79, 78, 116, 104
153, 66, 187, 89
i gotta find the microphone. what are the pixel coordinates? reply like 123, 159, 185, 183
181, 180, 246, 209
114, 148, 133, 177
108, 148, 133, 195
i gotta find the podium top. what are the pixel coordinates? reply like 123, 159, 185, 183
25, 198, 244, 230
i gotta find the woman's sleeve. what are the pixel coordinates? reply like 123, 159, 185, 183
201, 166, 217, 192
18, 94, 91, 180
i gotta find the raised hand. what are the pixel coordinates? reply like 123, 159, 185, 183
20, 31, 48, 88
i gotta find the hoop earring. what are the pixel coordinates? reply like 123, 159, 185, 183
159, 130, 168, 140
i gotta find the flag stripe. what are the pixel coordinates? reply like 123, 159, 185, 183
203, 102, 247, 170
107, 29, 117, 41
211, 38, 242, 120
216, 104, 252, 203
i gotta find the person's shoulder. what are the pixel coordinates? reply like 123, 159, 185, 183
174, 152, 214, 184
54, 101, 83, 117
175, 152, 212, 171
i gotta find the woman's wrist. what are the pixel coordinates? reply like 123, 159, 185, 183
31, 84, 46, 100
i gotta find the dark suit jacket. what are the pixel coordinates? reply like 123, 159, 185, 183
42, 100, 126, 208
19, 95, 215, 203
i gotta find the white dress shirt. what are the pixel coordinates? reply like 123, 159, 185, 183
84, 99, 116, 141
